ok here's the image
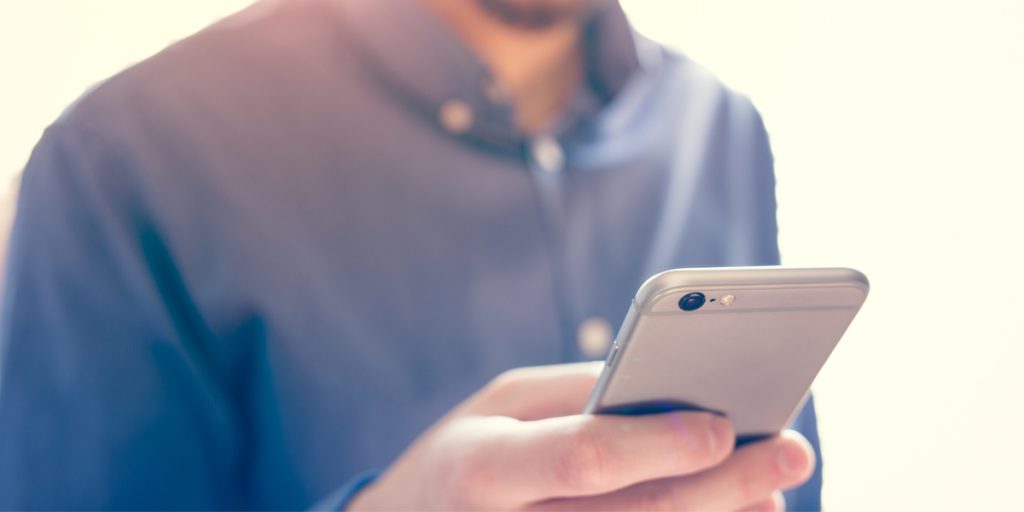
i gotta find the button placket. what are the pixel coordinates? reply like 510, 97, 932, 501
529, 135, 565, 175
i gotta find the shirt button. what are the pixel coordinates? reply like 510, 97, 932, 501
577, 317, 614, 358
439, 99, 474, 134
530, 136, 565, 174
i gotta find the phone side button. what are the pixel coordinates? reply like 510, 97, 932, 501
605, 343, 620, 367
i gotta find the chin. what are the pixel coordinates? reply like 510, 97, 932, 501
476, 0, 606, 30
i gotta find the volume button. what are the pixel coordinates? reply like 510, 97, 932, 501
605, 343, 620, 367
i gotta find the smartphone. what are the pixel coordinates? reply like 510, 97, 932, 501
584, 266, 869, 443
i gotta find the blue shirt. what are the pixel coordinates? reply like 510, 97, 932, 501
0, 0, 822, 509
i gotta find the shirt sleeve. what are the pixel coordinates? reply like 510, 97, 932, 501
0, 123, 242, 509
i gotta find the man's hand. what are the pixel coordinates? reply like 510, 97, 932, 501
348, 363, 814, 511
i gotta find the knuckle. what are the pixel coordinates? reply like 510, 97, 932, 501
554, 424, 610, 491
484, 368, 527, 398
667, 413, 721, 467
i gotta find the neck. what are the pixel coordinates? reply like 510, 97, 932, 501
422, 0, 586, 134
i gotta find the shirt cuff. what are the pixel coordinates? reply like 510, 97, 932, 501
311, 469, 381, 511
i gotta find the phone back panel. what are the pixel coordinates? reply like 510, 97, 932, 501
584, 267, 868, 439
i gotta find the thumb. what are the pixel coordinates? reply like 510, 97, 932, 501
461, 362, 604, 420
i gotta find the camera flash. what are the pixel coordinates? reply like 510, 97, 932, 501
719, 294, 735, 306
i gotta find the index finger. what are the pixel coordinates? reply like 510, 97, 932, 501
479, 410, 735, 504
462, 362, 604, 420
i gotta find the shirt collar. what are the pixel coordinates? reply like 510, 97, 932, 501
332, 0, 656, 152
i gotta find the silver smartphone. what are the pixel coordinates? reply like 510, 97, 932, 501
584, 267, 869, 443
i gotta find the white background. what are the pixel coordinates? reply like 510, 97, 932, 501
1, 1, 1022, 509
621, 1, 1024, 509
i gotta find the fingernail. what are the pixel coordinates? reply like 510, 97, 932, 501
709, 415, 733, 455
777, 441, 810, 477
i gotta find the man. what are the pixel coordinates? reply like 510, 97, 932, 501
0, 0, 822, 509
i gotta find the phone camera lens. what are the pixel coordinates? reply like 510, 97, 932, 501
678, 292, 706, 312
